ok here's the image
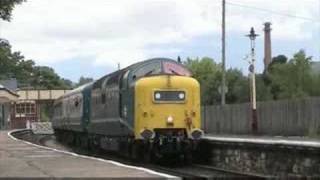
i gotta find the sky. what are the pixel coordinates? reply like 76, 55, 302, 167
2, 0, 320, 82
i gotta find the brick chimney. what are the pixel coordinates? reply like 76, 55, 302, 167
263, 22, 272, 70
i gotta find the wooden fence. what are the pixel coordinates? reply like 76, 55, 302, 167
202, 97, 320, 136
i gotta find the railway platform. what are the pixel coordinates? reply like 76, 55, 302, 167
204, 134, 320, 148
0, 130, 174, 179
202, 134, 320, 177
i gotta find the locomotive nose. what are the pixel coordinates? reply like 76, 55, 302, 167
134, 75, 201, 140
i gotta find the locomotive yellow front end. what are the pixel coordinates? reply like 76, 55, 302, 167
134, 75, 202, 158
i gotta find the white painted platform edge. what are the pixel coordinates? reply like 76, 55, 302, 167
8, 129, 179, 179
205, 136, 320, 148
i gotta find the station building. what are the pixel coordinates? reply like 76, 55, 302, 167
11, 89, 70, 129
10, 100, 38, 129
0, 84, 19, 129
0, 79, 70, 129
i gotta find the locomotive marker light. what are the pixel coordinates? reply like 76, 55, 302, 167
155, 92, 161, 99
178, 92, 185, 99
246, 27, 259, 133
191, 129, 204, 140
140, 129, 155, 140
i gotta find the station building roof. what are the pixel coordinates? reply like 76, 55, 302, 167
0, 84, 19, 103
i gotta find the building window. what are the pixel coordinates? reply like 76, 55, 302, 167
15, 103, 36, 115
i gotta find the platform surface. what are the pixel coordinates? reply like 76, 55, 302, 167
0, 130, 173, 179
205, 134, 320, 148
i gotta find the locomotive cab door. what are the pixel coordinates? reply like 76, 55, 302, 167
82, 87, 91, 131
119, 70, 134, 130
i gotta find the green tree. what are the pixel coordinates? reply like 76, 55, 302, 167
309, 74, 320, 96
271, 55, 287, 65
226, 69, 250, 103
255, 74, 272, 101
184, 57, 221, 105
30, 66, 71, 89
184, 51, 320, 104
62, 79, 74, 88
0, 0, 25, 21
0, 39, 72, 89
263, 55, 288, 99
185, 57, 250, 105
269, 50, 312, 99
76, 76, 94, 87
0, 40, 16, 79
0, 40, 34, 84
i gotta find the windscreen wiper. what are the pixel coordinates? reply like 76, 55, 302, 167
144, 69, 154, 76
169, 69, 179, 75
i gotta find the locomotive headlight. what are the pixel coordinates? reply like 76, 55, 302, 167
191, 129, 204, 140
140, 129, 155, 139
155, 92, 161, 99
178, 92, 185, 99
167, 115, 174, 123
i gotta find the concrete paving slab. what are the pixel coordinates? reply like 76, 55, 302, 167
0, 130, 176, 179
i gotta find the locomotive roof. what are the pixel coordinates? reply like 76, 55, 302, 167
55, 82, 93, 102
93, 57, 190, 87
125, 58, 186, 72
55, 58, 190, 102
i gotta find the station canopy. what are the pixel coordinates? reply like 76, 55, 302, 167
0, 84, 19, 103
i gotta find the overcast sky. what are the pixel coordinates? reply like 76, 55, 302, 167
2, 0, 320, 81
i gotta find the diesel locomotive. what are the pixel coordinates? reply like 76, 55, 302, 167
52, 58, 203, 162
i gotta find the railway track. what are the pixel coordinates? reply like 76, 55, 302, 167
145, 164, 253, 179
12, 130, 267, 179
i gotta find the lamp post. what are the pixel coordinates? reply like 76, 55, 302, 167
246, 27, 258, 133
221, 0, 226, 105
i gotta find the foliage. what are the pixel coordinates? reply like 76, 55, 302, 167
268, 50, 314, 99
225, 68, 250, 103
271, 55, 288, 65
0, 1, 71, 90
0, 0, 25, 21
62, 78, 74, 88
184, 57, 221, 105
76, 76, 94, 87
185, 50, 320, 105
0, 39, 72, 89
0, 39, 95, 90
30, 66, 72, 89
255, 74, 272, 101
185, 57, 250, 105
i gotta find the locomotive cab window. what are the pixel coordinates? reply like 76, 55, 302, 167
153, 90, 186, 103
131, 62, 161, 81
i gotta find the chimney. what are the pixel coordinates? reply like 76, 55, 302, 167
263, 22, 272, 70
